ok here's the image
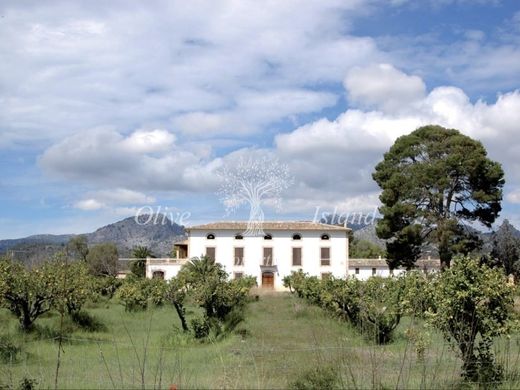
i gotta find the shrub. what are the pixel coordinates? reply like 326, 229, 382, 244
320, 277, 361, 324
428, 255, 515, 383
289, 366, 340, 390
70, 311, 106, 332
358, 276, 403, 344
116, 281, 148, 312
94, 276, 122, 299
178, 256, 255, 338
0, 335, 21, 363
0, 258, 61, 331
191, 316, 211, 339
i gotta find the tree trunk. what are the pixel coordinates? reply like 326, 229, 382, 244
20, 307, 34, 332
439, 246, 451, 270
173, 302, 189, 332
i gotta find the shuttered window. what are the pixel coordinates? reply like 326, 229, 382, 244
320, 247, 330, 266
234, 247, 244, 266
206, 247, 215, 261
263, 247, 273, 266
292, 247, 302, 266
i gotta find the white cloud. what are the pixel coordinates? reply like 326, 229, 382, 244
74, 199, 105, 211
0, 0, 381, 147
39, 128, 219, 192
344, 64, 426, 112
274, 65, 520, 213
506, 190, 520, 204
121, 129, 175, 153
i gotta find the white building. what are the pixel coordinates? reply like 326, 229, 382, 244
146, 221, 350, 290
348, 257, 440, 280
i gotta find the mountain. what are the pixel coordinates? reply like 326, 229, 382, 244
86, 214, 185, 256
0, 215, 186, 263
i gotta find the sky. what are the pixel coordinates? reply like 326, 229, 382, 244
1, 0, 520, 238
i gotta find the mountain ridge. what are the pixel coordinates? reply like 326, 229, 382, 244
0, 214, 186, 263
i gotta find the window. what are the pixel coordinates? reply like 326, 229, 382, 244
206, 247, 216, 261
234, 272, 243, 279
372, 267, 376, 276
263, 247, 273, 266
292, 247, 302, 266
234, 247, 244, 266
321, 272, 331, 280
206, 233, 215, 240
235, 233, 243, 240
321, 234, 330, 240
152, 270, 165, 279
264, 234, 272, 240
292, 233, 302, 240
320, 247, 330, 266
355, 268, 360, 275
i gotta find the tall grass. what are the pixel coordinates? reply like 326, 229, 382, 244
1, 294, 520, 388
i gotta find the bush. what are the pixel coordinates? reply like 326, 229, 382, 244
358, 276, 403, 344
70, 310, 106, 332
116, 281, 148, 312
0, 335, 21, 363
191, 316, 211, 339
428, 255, 515, 383
116, 278, 168, 312
94, 276, 122, 299
289, 366, 340, 390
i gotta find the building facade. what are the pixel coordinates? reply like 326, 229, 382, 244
146, 221, 350, 290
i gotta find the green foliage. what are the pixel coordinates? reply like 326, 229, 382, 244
373, 125, 504, 269
0, 258, 61, 331
289, 272, 403, 344
116, 281, 148, 312
66, 235, 89, 261
93, 276, 122, 299
69, 311, 106, 332
17, 377, 38, 390
400, 270, 434, 318
491, 219, 520, 278
349, 239, 386, 259
130, 260, 146, 278
86, 243, 119, 277
358, 276, 403, 344
178, 256, 254, 338
47, 259, 95, 315
190, 316, 211, 339
130, 246, 153, 278
289, 366, 340, 390
320, 276, 362, 324
116, 277, 168, 312
0, 334, 21, 363
427, 255, 515, 382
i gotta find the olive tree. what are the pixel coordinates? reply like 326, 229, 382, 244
373, 125, 504, 269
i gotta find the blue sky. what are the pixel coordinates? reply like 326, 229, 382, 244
1, 0, 519, 238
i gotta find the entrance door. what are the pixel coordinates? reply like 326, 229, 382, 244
262, 271, 274, 288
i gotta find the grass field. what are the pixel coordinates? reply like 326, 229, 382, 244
1, 292, 520, 389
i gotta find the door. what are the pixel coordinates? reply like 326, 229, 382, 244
262, 271, 274, 288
